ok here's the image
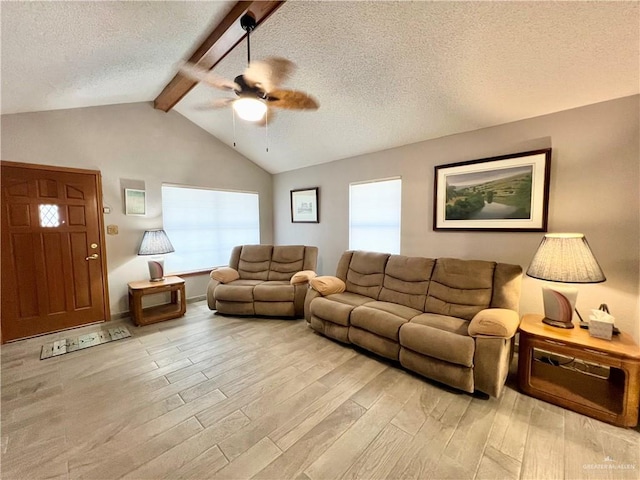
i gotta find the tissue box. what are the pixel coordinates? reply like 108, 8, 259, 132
589, 319, 613, 340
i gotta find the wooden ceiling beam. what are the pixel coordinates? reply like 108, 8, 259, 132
154, 0, 285, 112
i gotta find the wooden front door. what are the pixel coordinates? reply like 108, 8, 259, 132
1, 162, 110, 342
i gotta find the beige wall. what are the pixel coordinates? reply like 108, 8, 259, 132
2, 97, 638, 342
1, 102, 274, 316
274, 95, 640, 342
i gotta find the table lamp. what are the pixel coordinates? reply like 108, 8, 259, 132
138, 229, 175, 282
526, 233, 605, 329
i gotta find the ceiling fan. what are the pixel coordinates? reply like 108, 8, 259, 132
180, 13, 319, 124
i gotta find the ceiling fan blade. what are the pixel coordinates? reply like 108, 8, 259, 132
192, 98, 234, 110
179, 62, 239, 91
269, 89, 319, 110
243, 57, 295, 93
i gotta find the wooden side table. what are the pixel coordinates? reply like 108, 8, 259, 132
128, 276, 186, 326
518, 313, 640, 427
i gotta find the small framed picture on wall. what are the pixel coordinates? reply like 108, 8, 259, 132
125, 188, 146, 216
291, 187, 319, 223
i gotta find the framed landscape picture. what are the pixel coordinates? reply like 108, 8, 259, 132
291, 187, 319, 223
433, 149, 551, 231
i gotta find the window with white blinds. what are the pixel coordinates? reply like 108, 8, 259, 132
349, 177, 401, 254
161, 185, 260, 273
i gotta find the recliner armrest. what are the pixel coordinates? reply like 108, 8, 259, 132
304, 288, 321, 322
468, 309, 520, 339
309, 276, 346, 295
210, 267, 240, 283
290, 270, 317, 285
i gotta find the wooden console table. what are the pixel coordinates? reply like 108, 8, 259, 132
128, 276, 186, 326
518, 313, 640, 427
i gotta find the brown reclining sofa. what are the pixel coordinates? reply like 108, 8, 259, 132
207, 244, 318, 318
305, 250, 522, 397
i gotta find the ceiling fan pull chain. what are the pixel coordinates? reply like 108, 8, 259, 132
232, 108, 237, 147
265, 110, 269, 152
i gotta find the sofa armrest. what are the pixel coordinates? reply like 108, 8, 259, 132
206, 278, 221, 310
210, 267, 240, 283
290, 270, 317, 285
468, 308, 520, 339
309, 276, 346, 295
304, 287, 321, 323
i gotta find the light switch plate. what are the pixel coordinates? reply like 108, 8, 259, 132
106, 225, 118, 235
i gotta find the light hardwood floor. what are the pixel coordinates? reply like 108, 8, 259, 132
2, 301, 639, 480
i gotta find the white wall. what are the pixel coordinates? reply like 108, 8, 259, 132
274, 95, 640, 342
1, 102, 274, 316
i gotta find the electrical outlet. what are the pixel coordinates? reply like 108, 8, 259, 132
106, 225, 118, 235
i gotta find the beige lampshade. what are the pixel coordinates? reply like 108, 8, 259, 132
526, 233, 605, 283
138, 229, 175, 256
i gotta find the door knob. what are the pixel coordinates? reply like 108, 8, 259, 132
85, 253, 99, 260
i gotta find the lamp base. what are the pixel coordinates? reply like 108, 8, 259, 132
542, 317, 575, 329
541, 285, 578, 329
147, 259, 165, 282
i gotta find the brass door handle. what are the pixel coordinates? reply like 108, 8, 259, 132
85, 253, 99, 260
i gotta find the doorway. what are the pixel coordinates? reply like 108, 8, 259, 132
1, 161, 110, 342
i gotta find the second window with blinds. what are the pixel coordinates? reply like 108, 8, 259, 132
349, 177, 402, 254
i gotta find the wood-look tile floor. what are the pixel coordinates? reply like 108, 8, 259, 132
2, 301, 639, 480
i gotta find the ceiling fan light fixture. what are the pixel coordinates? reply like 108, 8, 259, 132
233, 97, 267, 122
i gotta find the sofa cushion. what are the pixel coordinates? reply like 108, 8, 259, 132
324, 292, 375, 307
214, 300, 255, 316
290, 270, 317, 284
399, 348, 474, 393
310, 276, 346, 295
214, 280, 263, 302
268, 245, 306, 281
410, 313, 470, 336
425, 258, 496, 320
399, 322, 475, 367
344, 251, 389, 299
238, 245, 273, 280
349, 327, 400, 360
255, 301, 295, 317
379, 255, 434, 311
310, 297, 356, 327
360, 301, 422, 319
254, 281, 294, 302
351, 301, 420, 341
316, 319, 350, 343
210, 267, 240, 283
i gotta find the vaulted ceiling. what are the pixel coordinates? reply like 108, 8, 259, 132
2, 1, 638, 174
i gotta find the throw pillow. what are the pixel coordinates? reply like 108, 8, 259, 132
210, 267, 240, 283
290, 270, 318, 285
310, 276, 346, 295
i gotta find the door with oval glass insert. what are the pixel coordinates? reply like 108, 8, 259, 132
1, 162, 110, 342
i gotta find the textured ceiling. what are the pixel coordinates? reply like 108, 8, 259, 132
2, 1, 639, 174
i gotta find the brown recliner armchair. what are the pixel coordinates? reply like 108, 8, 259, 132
207, 245, 318, 318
